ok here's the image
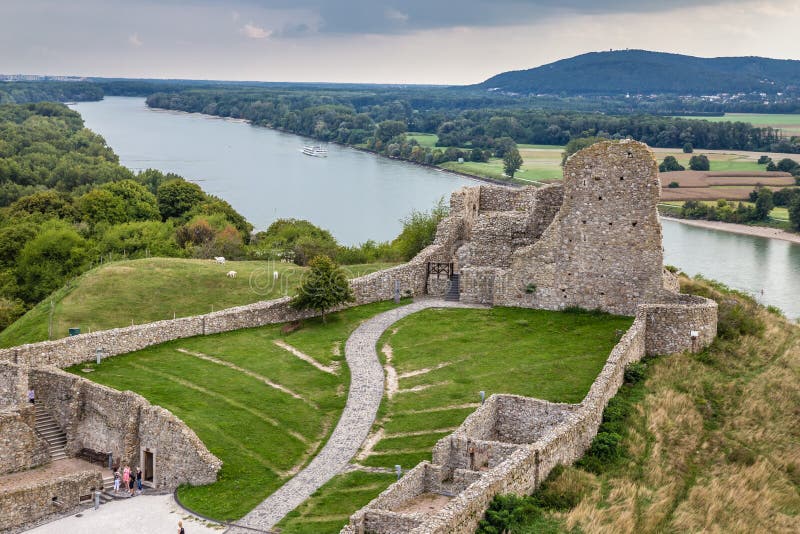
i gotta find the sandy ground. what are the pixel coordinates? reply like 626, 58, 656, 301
662, 216, 800, 244
25, 494, 224, 534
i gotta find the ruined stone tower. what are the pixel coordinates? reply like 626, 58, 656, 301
434, 140, 671, 315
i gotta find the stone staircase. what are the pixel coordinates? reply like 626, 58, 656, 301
445, 274, 460, 301
100, 473, 122, 503
34, 405, 68, 461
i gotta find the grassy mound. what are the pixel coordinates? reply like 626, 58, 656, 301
0, 258, 392, 348
481, 276, 800, 533
276, 306, 633, 533
67, 300, 403, 521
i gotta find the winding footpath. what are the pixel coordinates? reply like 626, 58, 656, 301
229, 299, 482, 533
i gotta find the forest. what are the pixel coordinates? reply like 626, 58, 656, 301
0, 102, 253, 328
143, 87, 800, 169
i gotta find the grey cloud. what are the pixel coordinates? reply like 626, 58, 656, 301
222, 0, 754, 35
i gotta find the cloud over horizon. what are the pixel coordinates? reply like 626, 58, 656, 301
0, 0, 797, 84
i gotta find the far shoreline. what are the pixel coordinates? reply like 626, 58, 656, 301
661, 216, 800, 245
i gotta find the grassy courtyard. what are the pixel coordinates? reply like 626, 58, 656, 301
0, 258, 393, 347
276, 306, 633, 533
67, 300, 403, 521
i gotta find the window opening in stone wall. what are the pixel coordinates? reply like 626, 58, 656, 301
598, 196, 603, 200
632, 221, 637, 227
620, 176, 624, 180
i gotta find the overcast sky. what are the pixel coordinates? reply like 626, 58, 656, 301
0, 0, 798, 84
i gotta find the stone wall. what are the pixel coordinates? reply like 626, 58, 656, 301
495, 141, 665, 315
0, 361, 27, 409
0, 469, 102, 531
342, 315, 649, 534
642, 294, 718, 355
0, 261, 430, 370
28, 366, 220, 488
0, 404, 49, 475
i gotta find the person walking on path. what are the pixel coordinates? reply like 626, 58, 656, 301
113, 469, 120, 494
27, 389, 34, 404
135, 466, 142, 494
177, 520, 185, 534
128, 470, 135, 496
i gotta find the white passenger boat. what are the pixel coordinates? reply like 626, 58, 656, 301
301, 145, 328, 157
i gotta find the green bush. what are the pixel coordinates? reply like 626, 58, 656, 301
624, 362, 647, 384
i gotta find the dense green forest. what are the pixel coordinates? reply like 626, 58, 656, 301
144, 88, 799, 166
0, 101, 449, 330
473, 50, 800, 97
0, 102, 254, 328
0, 82, 103, 104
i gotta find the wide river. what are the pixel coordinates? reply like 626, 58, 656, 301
71, 97, 800, 319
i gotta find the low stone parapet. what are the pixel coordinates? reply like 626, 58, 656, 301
0, 468, 102, 531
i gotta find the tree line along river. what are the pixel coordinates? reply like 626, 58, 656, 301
70, 97, 800, 319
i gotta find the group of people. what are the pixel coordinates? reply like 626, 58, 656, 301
112, 465, 143, 496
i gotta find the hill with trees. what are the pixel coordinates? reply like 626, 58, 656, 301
473, 50, 800, 96
0, 102, 252, 330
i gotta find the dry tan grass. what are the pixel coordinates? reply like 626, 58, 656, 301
554, 279, 800, 533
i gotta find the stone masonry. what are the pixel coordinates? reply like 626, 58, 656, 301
0, 140, 718, 533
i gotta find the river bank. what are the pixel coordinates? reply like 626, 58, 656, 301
661, 216, 800, 245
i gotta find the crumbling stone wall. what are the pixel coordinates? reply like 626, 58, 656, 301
28, 366, 220, 487
0, 405, 49, 475
493, 141, 665, 315
342, 315, 650, 534
0, 469, 102, 531
0, 360, 27, 409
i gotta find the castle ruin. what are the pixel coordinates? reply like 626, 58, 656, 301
0, 140, 717, 532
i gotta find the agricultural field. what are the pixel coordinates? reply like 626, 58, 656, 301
673, 113, 800, 136
67, 300, 404, 521
658, 170, 796, 201
0, 258, 393, 348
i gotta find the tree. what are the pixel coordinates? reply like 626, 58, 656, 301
291, 255, 354, 323
15, 222, 88, 302
78, 188, 127, 225
776, 158, 799, 173
682, 142, 694, 153
156, 179, 205, 220
391, 199, 449, 261
561, 136, 603, 166
101, 179, 160, 221
659, 156, 685, 172
754, 188, 774, 220
375, 120, 407, 143
688, 154, 710, 171
788, 196, 800, 231
503, 148, 523, 178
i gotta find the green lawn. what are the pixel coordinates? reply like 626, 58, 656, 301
280, 306, 633, 533
361, 307, 634, 469
277, 471, 396, 534
440, 158, 563, 184
0, 258, 394, 348
67, 300, 404, 521
673, 113, 800, 136
406, 132, 439, 148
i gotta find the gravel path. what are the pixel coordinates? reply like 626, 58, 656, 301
228, 299, 483, 533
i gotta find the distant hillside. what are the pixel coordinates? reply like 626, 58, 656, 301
473, 50, 800, 96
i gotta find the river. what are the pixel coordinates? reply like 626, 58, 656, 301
70, 97, 800, 319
